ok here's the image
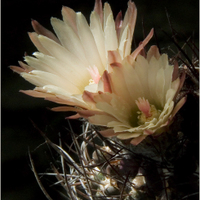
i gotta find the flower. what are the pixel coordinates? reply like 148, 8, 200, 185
83, 46, 186, 145
10, 0, 140, 112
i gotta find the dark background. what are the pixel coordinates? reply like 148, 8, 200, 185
2, 0, 198, 199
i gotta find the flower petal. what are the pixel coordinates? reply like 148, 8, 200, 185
117, 132, 141, 140
76, 12, 105, 74
130, 135, 147, 145
31, 19, 60, 44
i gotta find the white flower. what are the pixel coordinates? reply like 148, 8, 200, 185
83, 46, 186, 145
11, 0, 139, 113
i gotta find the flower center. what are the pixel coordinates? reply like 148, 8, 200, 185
135, 98, 161, 125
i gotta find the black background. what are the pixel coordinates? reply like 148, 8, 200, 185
2, 0, 198, 199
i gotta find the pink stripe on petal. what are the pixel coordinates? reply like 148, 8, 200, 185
101, 70, 112, 93
110, 62, 123, 68
82, 90, 96, 103
108, 50, 122, 65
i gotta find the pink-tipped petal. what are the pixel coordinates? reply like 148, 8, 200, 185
178, 70, 186, 92
171, 96, 187, 118
131, 28, 154, 61
20, 89, 51, 98
61, 6, 78, 34
31, 19, 61, 44
19, 61, 34, 71
94, 0, 103, 24
66, 113, 81, 119
77, 110, 103, 118
130, 135, 147, 145
10, 66, 27, 74
172, 60, 179, 81
138, 41, 146, 57
146, 45, 160, 61
99, 129, 116, 137
120, 0, 137, 41
173, 70, 186, 100
28, 32, 51, 55
115, 11, 122, 39
143, 129, 154, 135
20, 90, 70, 105
51, 106, 80, 112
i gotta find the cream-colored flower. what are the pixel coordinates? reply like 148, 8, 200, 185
83, 46, 186, 145
11, 0, 139, 112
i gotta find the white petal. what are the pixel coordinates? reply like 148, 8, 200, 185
104, 13, 118, 53
134, 55, 151, 101
41, 85, 88, 108
109, 66, 133, 106
61, 6, 77, 34
122, 58, 145, 102
90, 11, 106, 67
156, 68, 165, 107
38, 35, 91, 85
95, 95, 132, 126
103, 2, 112, 30
165, 88, 176, 104
51, 17, 89, 65
32, 52, 85, 90
164, 65, 173, 94
76, 12, 105, 74
148, 56, 161, 105
119, 1, 137, 52
118, 24, 129, 58
21, 70, 81, 94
